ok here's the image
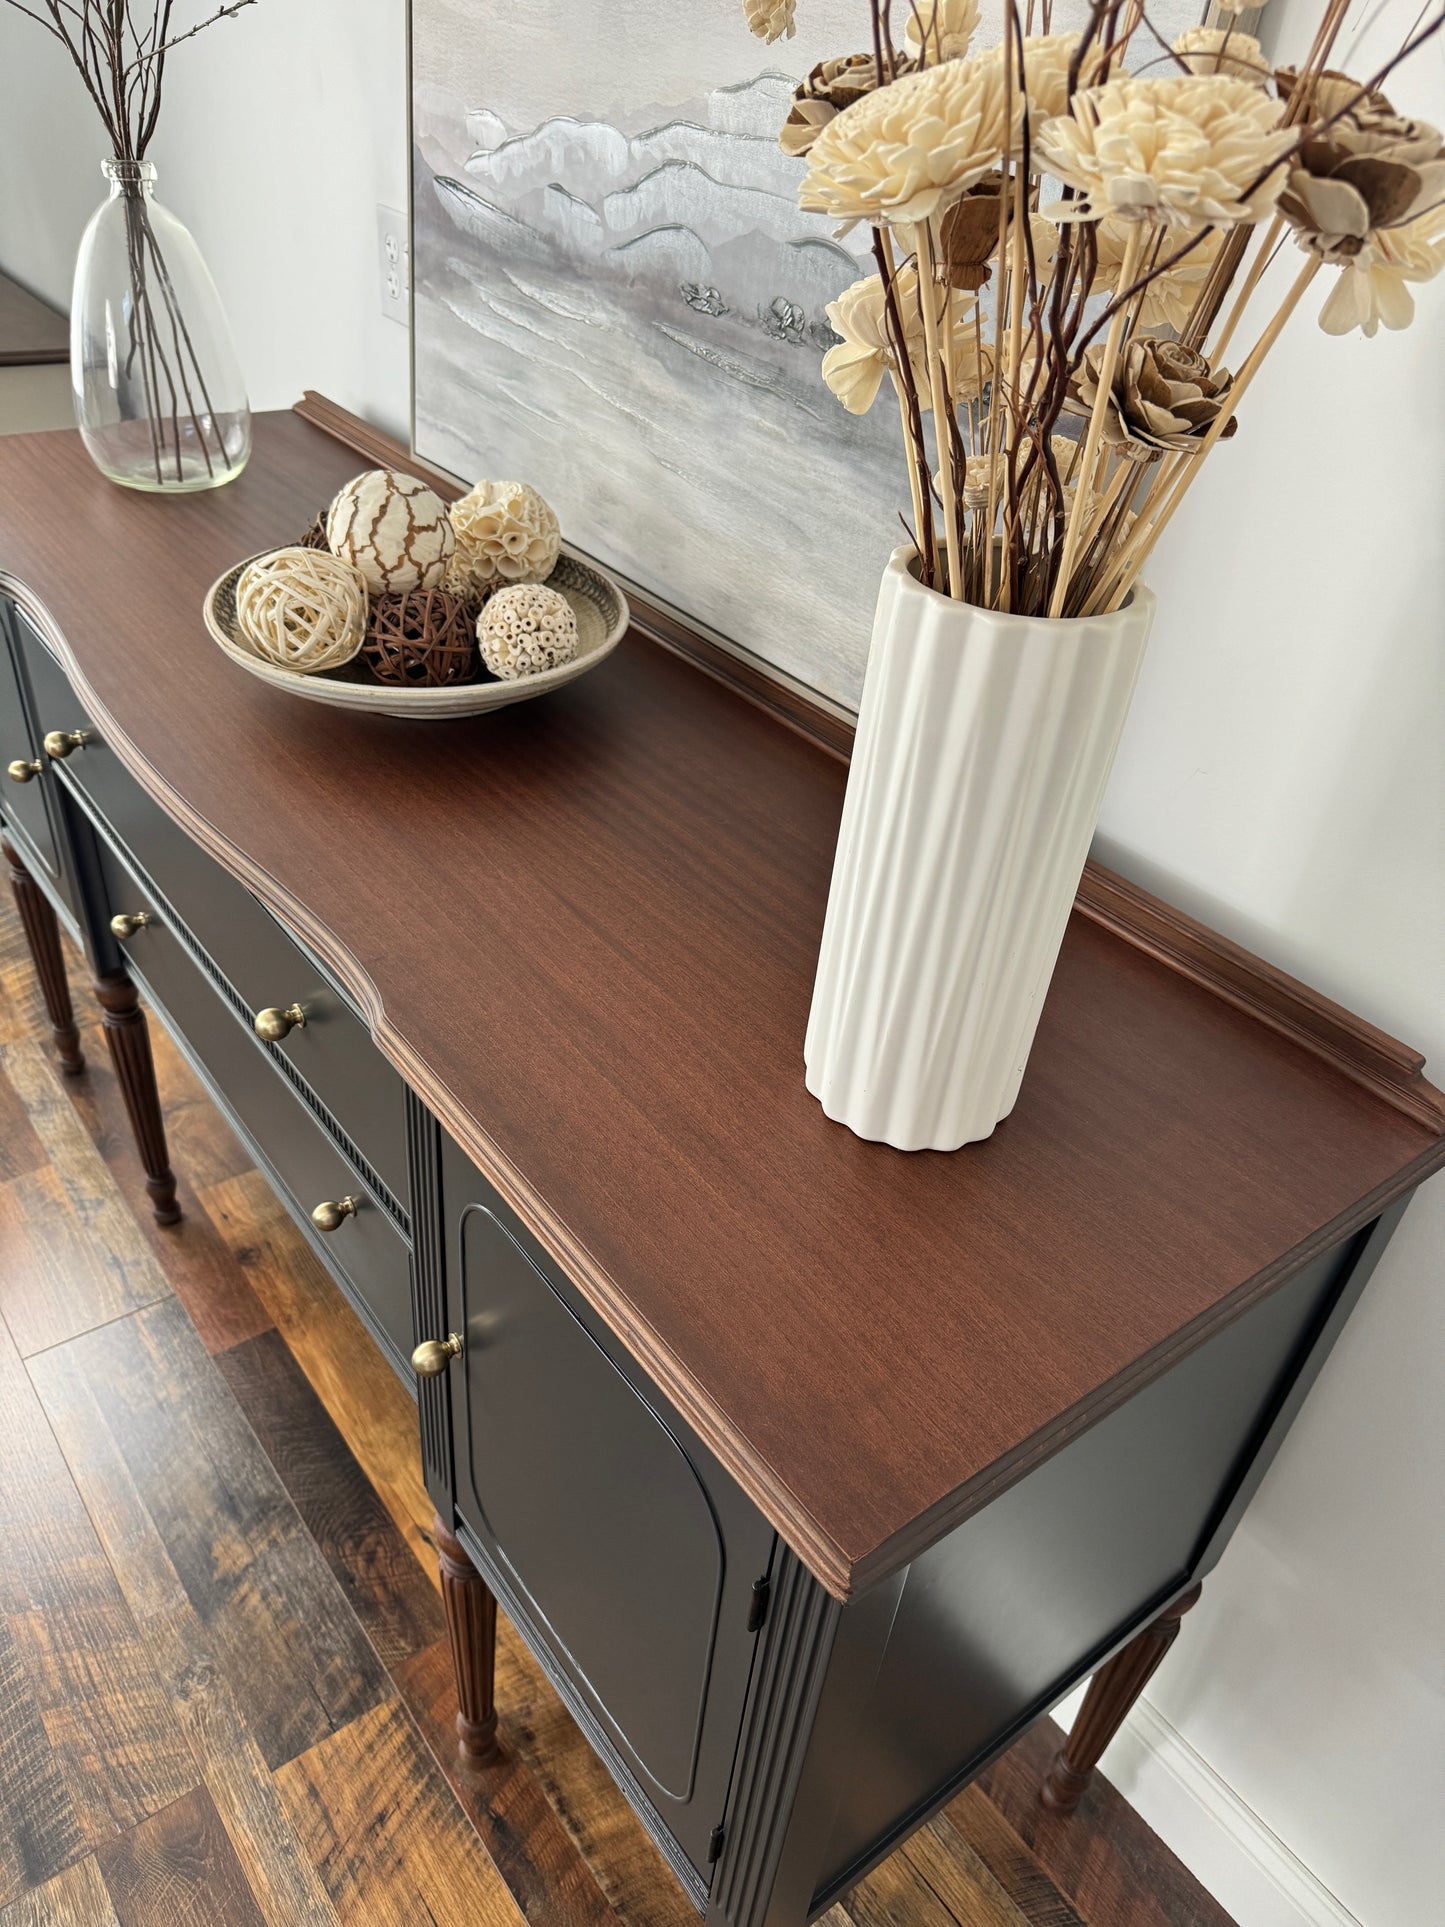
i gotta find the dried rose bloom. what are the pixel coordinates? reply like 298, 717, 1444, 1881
1279, 98, 1445, 263
781, 53, 911, 160
743, 0, 795, 45
1069, 339, 1237, 456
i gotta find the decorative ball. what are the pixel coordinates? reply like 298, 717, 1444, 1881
297, 510, 330, 551
325, 468, 455, 595
448, 479, 561, 598
235, 548, 368, 674
477, 584, 579, 681
363, 588, 477, 688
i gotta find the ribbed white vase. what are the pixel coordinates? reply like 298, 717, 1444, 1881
805, 548, 1156, 1151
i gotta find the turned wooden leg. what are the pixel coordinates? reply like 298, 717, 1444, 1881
1041, 1583, 1203, 1814
434, 1512, 500, 1762
3, 836, 84, 1075
93, 971, 181, 1225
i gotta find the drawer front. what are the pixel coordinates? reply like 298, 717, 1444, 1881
92, 834, 416, 1371
17, 622, 408, 1207
1, 611, 69, 900
442, 1139, 773, 1885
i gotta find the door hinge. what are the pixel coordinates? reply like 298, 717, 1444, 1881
707, 1822, 725, 1864
746, 1575, 771, 1633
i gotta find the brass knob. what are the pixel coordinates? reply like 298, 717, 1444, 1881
43, 728, 92, 760
411, 1334, 463, 1377
311, 1195, 358, 1234
7, 758, 42, 784
254, 1002, 306, 1042
110, 910, 155, 940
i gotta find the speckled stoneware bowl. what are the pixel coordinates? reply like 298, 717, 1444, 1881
203, 546, 629, 718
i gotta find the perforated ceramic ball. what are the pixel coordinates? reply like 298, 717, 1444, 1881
234, 547, 367, 673
325, 468, 455, 594
477, 584, 579, 680
448, 479, 561, 597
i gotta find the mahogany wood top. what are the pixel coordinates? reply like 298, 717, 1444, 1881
2, 412, 1440, 1599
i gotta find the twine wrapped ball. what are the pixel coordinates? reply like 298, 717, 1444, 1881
477, 584, 579, 681
363, 588, 477, 688
235, 548, 368, 674
448, 479, 561, 599
325, 468, 455, 595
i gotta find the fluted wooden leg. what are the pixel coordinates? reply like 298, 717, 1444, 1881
93, 971, 181, 1225
434, 1512, 499, 1762
4, 836, 84, 1075
1041, 1583, 1203, 1814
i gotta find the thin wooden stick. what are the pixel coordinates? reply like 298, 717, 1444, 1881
1208, 214, 1283, 364
916, 222, 964, 599
1049, 219, 1144, 616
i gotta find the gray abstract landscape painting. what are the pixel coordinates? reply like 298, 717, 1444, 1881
411, 0, 1200, 711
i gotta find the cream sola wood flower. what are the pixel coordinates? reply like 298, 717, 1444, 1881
743, 0, 794, 44
1035, 75, 1293, 227
821, 265, 990, 414
1094, 218, 1222, 331
905, 0, 981, 66
1171, 27, 1270, 83
800, 48, 1023, 226
1276, 91, 1445, 336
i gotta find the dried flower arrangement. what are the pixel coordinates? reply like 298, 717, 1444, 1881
746, 0, 1444, 619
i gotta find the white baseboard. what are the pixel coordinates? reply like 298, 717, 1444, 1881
1091, 1696, 1361, 1927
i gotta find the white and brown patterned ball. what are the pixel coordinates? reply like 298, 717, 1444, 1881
325, 468, 455, 595
448, 479, 561, 598
235, 548, 367, 674
476, 584, 579, 680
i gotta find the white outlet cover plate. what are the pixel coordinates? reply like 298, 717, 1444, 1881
377, 205, 410, 327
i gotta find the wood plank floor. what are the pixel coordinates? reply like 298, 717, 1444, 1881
0, 894, 1237, 1927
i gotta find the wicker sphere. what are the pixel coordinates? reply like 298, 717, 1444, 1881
448, 479, 561, 598
477, 583, 579, 681
363, 588, 477, 688
297, 510, 330, 551
235, 548, 367, 674
326, 468, 455, 595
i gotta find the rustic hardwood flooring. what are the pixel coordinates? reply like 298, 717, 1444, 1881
0, 893, 1237, 1927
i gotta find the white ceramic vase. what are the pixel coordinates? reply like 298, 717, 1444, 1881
805, 548, 1156, 1151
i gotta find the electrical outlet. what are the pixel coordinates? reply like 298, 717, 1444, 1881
377, 205, 410, 327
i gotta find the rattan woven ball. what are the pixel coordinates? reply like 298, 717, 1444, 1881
297, 510, 330, 551
476, 583, 579, 681
362, 588, 478, 688
326, 468, 455, 595
234, 548, 367, 674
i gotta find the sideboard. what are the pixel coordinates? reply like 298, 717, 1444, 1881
2, 403, 1441, 1927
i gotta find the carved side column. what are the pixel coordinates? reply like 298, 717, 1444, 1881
93, 972, 181, 1225
433, 1512, 500, 1762
3, 836, 84, 1074
1041, 1583, 1203, 1814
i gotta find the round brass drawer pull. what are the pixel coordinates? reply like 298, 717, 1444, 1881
110, 910, 155, 940
254, 1003, 306, 1042
311, 1195, 358, 1234
43, 728, 93, 760
411, 1334, 463, 1377
7, 758, 42, 784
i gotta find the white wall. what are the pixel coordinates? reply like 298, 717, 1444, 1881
2, 4, 1441, 1923
0, 0, 411, 438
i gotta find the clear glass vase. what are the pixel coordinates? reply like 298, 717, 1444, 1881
71, 160, 250, 492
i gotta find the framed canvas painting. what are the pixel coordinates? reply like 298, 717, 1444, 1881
410, 0, 1209, 715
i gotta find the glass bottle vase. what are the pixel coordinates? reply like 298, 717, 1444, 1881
71, 160, 250, 492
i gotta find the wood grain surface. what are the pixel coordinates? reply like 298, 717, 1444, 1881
1, 414, 1440, 1599
0, 901, 1235, 1927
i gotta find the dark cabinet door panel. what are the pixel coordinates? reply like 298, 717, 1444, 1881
459, 1204, 722, 1800
1, 608, 70, 903
443, 1142, 775, 1882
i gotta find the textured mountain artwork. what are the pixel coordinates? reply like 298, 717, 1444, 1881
410, 0, 1202, 711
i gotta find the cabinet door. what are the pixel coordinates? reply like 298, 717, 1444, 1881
443, 1142, 774, 1887
0, 606, 69, 904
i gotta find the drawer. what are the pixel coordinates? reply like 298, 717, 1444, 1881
442, 1137, 773, 1885
18, 621, 408, 1206
1, 611, 71, 905
91, 833, 416, 1372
